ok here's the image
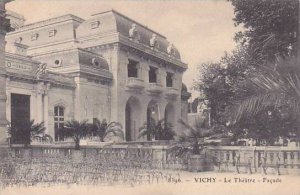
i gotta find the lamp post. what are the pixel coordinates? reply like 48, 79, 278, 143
207, 107, 211, 128
203, 99, 211, 128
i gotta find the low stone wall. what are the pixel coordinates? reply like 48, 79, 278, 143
2, 145, 300, 174
7, 144, 173, 170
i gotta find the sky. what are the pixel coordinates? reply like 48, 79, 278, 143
7, 0, 239, 100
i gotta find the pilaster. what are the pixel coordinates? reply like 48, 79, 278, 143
43, 83, 50, 134
5, 77, 10, 122
0, 1, 8, 144
36, 82, 44, 123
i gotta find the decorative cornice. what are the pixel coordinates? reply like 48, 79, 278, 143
5, 70, 76, 89
9, 14, 84, 34
48, 65, 112, 80
25, 39, 77, 54
118, 39, 187, 71
80, 32, 187, 70
5, 52, 40, 64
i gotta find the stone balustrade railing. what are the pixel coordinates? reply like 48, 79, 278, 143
207, 146, 300, 174
2, 145, 300, 174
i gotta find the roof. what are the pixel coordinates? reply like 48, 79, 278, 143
15, 14, 84, 32
77, 9, 181, 59
92, 9, 166, 38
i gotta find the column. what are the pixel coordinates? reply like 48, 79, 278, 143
5, 77, 10, 123
109, 44, 119, 124
36, 82, 44, 123
30, 90, 37, 121
137, 63, 142, 79
73, 77, 81, 121
161, 71, 167, 87
155, 68, 161, 85
172, 73, 177, 90
43, 83, 50, 134
144, 64, 150, 83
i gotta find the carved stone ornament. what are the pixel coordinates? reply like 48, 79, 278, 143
92, 58, 100, 67
167, 42, 174, 55
129, 23, 140, 43
150, 34, 157, 48
36, 63, 47, 79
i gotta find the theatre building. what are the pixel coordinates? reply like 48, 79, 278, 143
4, 10, 190, 142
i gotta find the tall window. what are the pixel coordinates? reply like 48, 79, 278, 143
166, 72, 173, 87
149, 66, 157, 83
128, 59, 139, 78
54, 106, 64, 141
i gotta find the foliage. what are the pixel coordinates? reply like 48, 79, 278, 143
8, 120, 51, 147
228, 57, 300, 144
91, 118, 124, 142
63, 120, 91, 150
138, 118, 175, 141
197, 56, 300, 145
195, 0, 299, 145
230, 0, 298, 64
195, 47, 256, 124
170, 119, 224, 158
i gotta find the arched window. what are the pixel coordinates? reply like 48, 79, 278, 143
166, 72, 173, 87
54, 106, 64, 141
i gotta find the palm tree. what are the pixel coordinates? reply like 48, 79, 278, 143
63, 120, 91, 150
229, 56, 300, 142
170, 119, 224, 157
8, 120, 50, 147
138, 118, 175, 141
91, 118, 124, 142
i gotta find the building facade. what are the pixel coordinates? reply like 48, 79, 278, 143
0, 0, 11, 145
4, 10, 190, 142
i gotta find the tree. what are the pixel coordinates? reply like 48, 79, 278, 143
91, 118, 124, 142
8, 120, 50, 147
228, 57, 300, 144
195, 47, 256, 124
170, 119, 224, 157
230, 0, 298, 64
63, 120, 91, 150
195, 0, 300, 144
138, 118, 175, 141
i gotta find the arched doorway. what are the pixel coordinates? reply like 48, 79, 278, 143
146, 100, 159, 141
165, 103, 175, 127
125, 96, 141, 141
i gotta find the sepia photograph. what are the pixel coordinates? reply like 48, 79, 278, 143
0, 0, 299, 194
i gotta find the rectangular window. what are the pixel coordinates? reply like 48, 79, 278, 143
31, 33, 39, 41
48, 29, 57, 37
127, 59, 139, 78
54, 106, 64, 141
91, 21, 100, 29
166, 72, 173, 87
149, 66, 157, 83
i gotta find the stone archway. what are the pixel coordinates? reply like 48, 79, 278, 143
145, 100, 160, 140
165, 102, 175, 127
125, 96, 141, 141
